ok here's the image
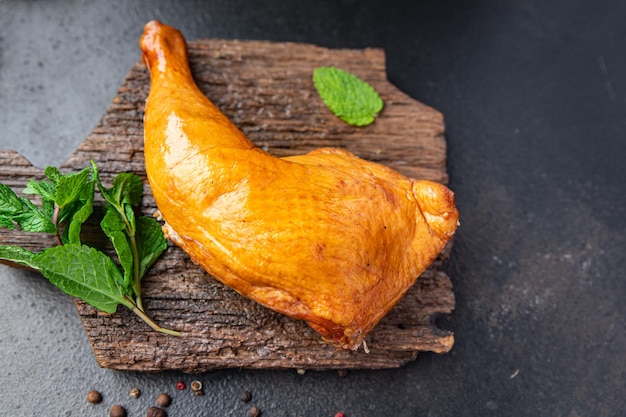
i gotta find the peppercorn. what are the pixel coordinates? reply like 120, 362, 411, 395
296, 368, 306, 375
86, 389, 102, 404
248, 405, 261, 417
190, 380, 203, 391
334, 413, 346, 417
239, 390, 252, 403
146, 406, 167, 417
176, 381, 186, 390
130, 387, 141, 398
109, 404, 127, 417
156, 393, 172, 407
194, 389, 205, 396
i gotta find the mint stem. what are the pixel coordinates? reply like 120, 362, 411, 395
129, 233, 143, 311
52, 204, 62, 246
124, 296, 181, 336
119, 210, 144, 311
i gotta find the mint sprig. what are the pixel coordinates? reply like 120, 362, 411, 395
93, 163, 167, 311
0, 162, 179, 337
313, 66, 384, 126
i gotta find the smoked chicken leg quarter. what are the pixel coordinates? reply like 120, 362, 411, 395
139, 20, 459, 350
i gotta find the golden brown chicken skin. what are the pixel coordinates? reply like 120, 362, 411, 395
139, 21, 458, 350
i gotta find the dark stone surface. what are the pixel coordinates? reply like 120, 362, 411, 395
1, 0, 624, 416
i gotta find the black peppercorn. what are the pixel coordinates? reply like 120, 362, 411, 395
146, 406, 167, 417
156, 393, 172, 407
239, 390, 252, 403
86, 389, 102, 404
109, 404, 127, 417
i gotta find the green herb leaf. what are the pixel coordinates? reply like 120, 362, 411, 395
44, 166, 63, 184
23, 178, 56, 201
54, 166, 93, 208
1, 161, 179, 336
0, 216, 14, 229
0, 183, 19, 229
94, 169, 143, 233
0, 183, 56, 233
313, 66, 383, 126
136, 216, 167, 279
65, 202, 92, 245
0, 245, 39, 270
33, 244, 132, 314
101, 206, 134, 292
15, 198, 56, 233
113, 173, 143, 207
98, 172, 143, 209
0, 183, 26, 226
21, 165, 96, 241
63, 179, 95, 245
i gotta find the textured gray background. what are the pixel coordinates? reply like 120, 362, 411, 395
1, 0, 625, 416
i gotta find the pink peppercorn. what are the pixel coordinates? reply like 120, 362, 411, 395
335, 413, 346, 417
176, 381, 186, 390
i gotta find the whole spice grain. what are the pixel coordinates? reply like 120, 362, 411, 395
248, 405, 261, 417
109, 404, 127, 417
156, 393, 172, 407
194, 389, 205, 396
190, 380, 203, 391
130, 387, 141, 398
86, 389, 102, 404
146, 406, 167, 417
239, 390, 252, 403
334, 413, 346, 417
176, 381, 186, 390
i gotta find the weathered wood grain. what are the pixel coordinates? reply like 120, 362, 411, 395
0, 39, 455, 372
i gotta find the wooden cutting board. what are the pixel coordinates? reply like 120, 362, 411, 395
0, 38, 455, 372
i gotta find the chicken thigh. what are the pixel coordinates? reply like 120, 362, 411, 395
139, 21, 458, 350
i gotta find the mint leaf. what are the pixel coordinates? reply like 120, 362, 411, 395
65, 204, 91, 244
114, 173, 143, 207
23, 178, 56, 201
61, 180, 96, 244
136, 216, 167, 279
313, 66, 383, 126
33, 244, 132, 314
94, 169, 142, 234
0, 183, 56, 233
55, 166, 93, 208
23, 166, 92, 208
98, 172, 143, 209
15, 198, 56, 233
124, 203, 137, 234
44, 166, 63, 184
0, 246, 39, 269
93, 164, 134, 206
0, 183, 19, 229
20, 165, 95, 241
0, 216, 14, 229
101, 206, 134, 291
41, 199, 55, 222
0, 183, 25, 222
